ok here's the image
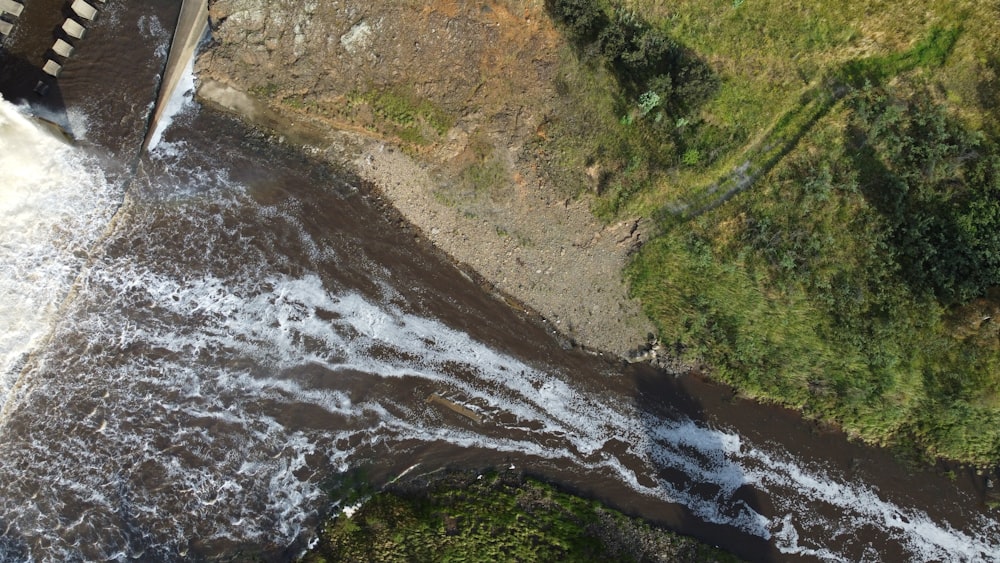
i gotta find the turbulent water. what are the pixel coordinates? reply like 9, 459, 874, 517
0, 98, 996, 563
0, 98, 119, 412
2, 3, 1000, 562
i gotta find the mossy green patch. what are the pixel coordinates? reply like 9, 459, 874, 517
628, 85, 1000, 465
347, 87, 455, 145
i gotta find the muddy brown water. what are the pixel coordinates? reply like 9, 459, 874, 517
1, 2, 998, 561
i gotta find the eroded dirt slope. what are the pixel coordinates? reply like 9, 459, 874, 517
198, 0, 658, 358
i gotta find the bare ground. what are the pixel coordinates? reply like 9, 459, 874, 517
197, 0, 657, 357
353, 137, 655, 357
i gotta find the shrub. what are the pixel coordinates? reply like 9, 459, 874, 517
849, 84, 1000, 304
545, 0, 718, 116
546, 0, 606, 42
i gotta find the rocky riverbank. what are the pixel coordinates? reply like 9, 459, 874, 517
195, 0, 658, 358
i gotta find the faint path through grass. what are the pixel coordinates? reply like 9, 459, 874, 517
660, 25, 961, 224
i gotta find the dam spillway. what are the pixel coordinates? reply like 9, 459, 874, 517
0, 0, 24, 38
0, 0, 106, 81
143, 0, 209, 151
0, 0, 207, 151
36, 0, 105, 79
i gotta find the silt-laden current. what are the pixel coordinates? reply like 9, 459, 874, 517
0, 2, 998, 561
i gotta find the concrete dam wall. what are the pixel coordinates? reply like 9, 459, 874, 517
1, 0, 208, 146
143, 0, 209, 150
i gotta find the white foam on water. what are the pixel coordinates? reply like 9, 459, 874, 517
1, 127, 997, 561
4, 265, 996, 561
0, 239, 764, 557
734, 444, 1000, 561
137, 14, 170, 59
23, 104, 90, 141
0, 97, 119, 413
57, 255, 999, 560
148, 137, 191, 160
123, 258, 1000, 561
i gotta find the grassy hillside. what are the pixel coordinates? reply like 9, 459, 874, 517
541, 0, 1000, 465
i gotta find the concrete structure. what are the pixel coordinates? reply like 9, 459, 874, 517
70, 0, 96, 21
52, 39, 74, 58
36, 2, 100, 83
0, 0, 23, 17
143, 0, 209, 150
42, 60, 62, 77
0, 20, 12, 37
62, 18, 86, 39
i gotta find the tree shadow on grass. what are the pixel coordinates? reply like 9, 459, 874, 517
845, 85, 1000, 306
544, 0, 719, 116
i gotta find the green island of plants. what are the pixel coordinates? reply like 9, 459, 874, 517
299, 470, 739, 562
540, 0, 1000, 466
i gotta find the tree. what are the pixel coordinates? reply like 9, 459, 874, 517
546, 0, 606, 42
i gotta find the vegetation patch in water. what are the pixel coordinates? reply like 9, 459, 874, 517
300, 470, 739, 562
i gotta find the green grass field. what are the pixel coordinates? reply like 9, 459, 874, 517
542, 0, 1000, 465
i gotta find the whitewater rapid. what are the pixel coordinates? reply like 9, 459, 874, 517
0, 95, 997, 561
0, 97, 121, 413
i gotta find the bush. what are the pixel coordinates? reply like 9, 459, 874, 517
546, 0, 607, 42
302, 472, 741, 562
545, 0, 718, 116
849, 84, 1000, 304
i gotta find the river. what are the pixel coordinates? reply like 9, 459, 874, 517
1, 1, 998, 561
